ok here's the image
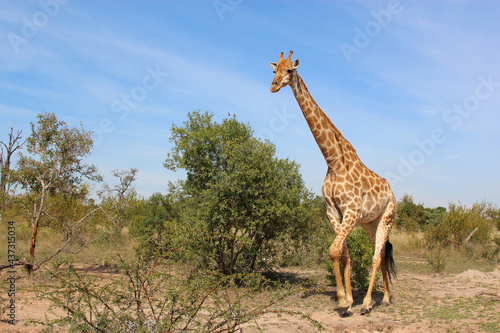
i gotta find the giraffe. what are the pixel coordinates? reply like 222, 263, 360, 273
270, 51, 397, 316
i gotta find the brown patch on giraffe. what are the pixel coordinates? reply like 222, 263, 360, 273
318, 131, 327, 142
345, 173, 354, 184
350, 151, 358, 161
336, 184, 346, 194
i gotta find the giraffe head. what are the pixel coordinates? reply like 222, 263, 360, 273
270, 51, 299, 93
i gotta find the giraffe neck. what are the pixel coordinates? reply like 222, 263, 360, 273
290, 73, 357, 170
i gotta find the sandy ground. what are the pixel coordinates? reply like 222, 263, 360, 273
243, 268, 500, 333
1, 265, 499, 332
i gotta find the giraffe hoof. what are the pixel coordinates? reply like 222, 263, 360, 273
360, 307, 371, 315
337, 307, 353, 317
381, 301, 390, 307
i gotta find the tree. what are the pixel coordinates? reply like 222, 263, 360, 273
130, 192, 178, 262
276, 194, 333, 267
13, 113, 101, 270
0, 125, 25, 211
165, 111, 312, 274
103, 168, 138, 200
99, 168, 142, 229
395, 194, 447, 232
394, 194, 426, 231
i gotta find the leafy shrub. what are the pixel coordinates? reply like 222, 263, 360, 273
130, 193, 179, 263
164, 111, 312, 275
426, 246, 446, 273
394, 194, 446, 232
38, 257, 318, 332
274, 195, 334, 268
394, 194, 426, 231
424, 202, 493, 249
485, 204, 500, 230
395, 212, 419, 233
325, 226, 380, 291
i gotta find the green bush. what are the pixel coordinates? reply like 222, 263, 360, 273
164, 111, 313, 275
485, 204, 500, 230
275, 195, 334, 268
394, 195, 424, 231
394, 194, 446, 231
424, 202, 493, 249
325, 226, 380, 291
395, 212, 419, 233
130, 193, 179, 263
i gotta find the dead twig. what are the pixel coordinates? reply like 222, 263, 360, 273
464, 227, 479, 243
475, 291, 500, 301
0, 260, 28, 271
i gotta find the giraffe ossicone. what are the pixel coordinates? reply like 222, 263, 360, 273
270, 51, 397, 316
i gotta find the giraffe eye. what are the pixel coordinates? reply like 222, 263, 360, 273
287, 69, 293, 73
273, 71, 276, 73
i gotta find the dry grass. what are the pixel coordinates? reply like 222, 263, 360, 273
0, 220, 137, 270
389, 229, 499, 275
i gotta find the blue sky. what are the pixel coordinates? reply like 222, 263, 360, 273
1, 0, 499, 208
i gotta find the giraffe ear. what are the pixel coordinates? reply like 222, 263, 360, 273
293, 58, 299, 69
270, 62, 278, 71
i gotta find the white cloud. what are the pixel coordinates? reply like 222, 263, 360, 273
445, 153, 464, 160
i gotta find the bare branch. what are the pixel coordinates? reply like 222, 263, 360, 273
36, 207, 106, 270
1, 124, 26, 207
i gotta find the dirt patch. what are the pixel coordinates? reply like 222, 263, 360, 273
455, 268, 500, 281
1, 265, 499, 332
244, 267, 500, 333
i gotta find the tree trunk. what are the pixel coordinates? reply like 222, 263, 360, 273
28, 186, 47, 273
0, 126, 25, 211
28, 219, 40, 272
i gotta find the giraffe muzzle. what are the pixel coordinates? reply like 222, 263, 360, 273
271, 81, 281, 93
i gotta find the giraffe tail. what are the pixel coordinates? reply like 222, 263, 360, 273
385, 240, 397, 282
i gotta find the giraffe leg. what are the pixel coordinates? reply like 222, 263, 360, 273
331, 240, 354, 316
380, 253, 391, 306
360, 253, 382, 315
329, 239, 349, 315
359, 222, 378, 313
341, 241, 354, 310
362, 221, 392, 306
360, 202, 395, 314
328, 213, 358, 316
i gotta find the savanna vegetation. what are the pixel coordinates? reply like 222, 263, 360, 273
1, 112, 499, 332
